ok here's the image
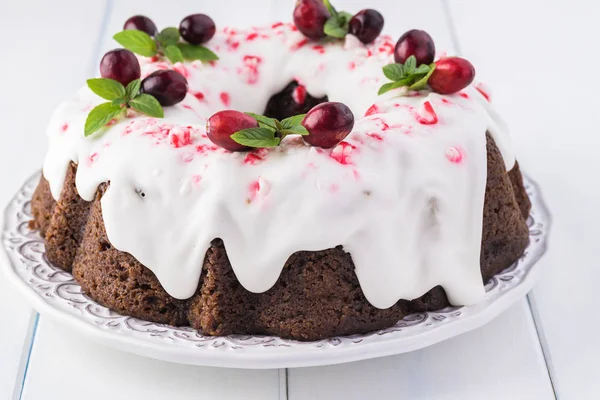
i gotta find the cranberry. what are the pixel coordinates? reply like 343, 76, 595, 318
302, 102, 354, 148
394, 29, 435, 66
123, 15, 158, 36
293, 0, 331, 40
100, 49, 141, 86
207, 111, 258, 151
264, 81, 328, 120
140, 70, 188, 106
428, 57, 475, 94
179, 14, 216, 45
349, 9, 384, 44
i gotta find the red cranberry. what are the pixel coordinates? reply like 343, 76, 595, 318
428, 57, 475, 94
394, 29, 435, 66
349, 9, 384, 44
140, 70, 188, 106
207, 111, 258, 151
124, 15, 158, 36
302, 102, 354, 148
179, 14, 216, 45
100, 49, 141, 86
293, 0, 331, 40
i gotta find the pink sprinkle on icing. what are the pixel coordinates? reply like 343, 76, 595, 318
312, 45, 326, 54
330, 141, 356, 165
246, 32, 259, 41
365, 104, 379, 116
244, 153, 263, 165
446, 146, 465, 164
459, 92, 469, 99
240, 55, 262, 84
87, 152, 98, 167
271, 22, 284, 29
220, 92, 231, 107
475, 83, 491, 102
367, 133, 383, 141
192, 175, 202, 185
170, 128, 193, 148
180, 152, 195, 163
352, 169, 361, 180
60, 123, 69, 133
193, 92, 205, 102
292, 85, 306, 105
291, 38, 308, 51
348, 61, 356, 70
196, 144, 218, 154
416, 101, 438, 125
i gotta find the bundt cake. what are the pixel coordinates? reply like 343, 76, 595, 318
30, 8, 530, 340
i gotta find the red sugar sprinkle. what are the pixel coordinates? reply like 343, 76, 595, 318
246, 32, 259, 41
220, 92, 231, 107
416, 101, 438, 125
192, 175, 202, 185
87, 152, 98, 167
446, 146, 465, 164
292, 85, 307, 105
181, 153, 195, 163
367, 133, 383, 141
475, 83, 491, 102
248, 179, 261, 201
459, 92, 470, 99
182, 104, 193, 110
272, 22, 284, 28
291, 38, 309, 51
352, 169, 361, 180
244, 153, 263, 165
60, 123, 69, 133
312, 45, 326, 54
330, 141, 356, 165
193, 92, 205, 101
150, 56, 159, 63
348, 61, 356, 70
441, 98, 451, 104
170, 128, 193, 148
365, 104, 379, 116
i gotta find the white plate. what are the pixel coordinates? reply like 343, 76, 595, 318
1, 172, 551, 369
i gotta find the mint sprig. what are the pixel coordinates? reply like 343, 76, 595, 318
322, 0, 353, 39
84, 78, 164, 137
378, 56, 436, 95
230, 113, 309, 148
113, 28, 219, 64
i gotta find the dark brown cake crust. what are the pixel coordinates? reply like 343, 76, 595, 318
30, 135, 530, 341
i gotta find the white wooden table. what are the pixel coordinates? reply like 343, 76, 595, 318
1, 0, 598, 398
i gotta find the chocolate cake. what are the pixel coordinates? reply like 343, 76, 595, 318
31, 13, 531, 340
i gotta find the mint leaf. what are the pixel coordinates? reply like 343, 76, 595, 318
323, 0, 338, 16
409, 64, 436, 90
244, 112, 278, 130
84, 103, 124, 137
324, 15, 348, 39
281, 125, 309, 136
414, 64, 431, 75
129, 94, 164, 118
156, 27, 180, 46
126, 79, 141, 99
382, 64, 405, 81
165, 44, 185, 63
87, 78, 126, 101
404, 56, 417, 74
280, 114, 306, 129
231, 128, 281, 148
113, 30, 157, 57
111, 96, 126, 107
177, 43, 219, 61
378, 79, 412, 95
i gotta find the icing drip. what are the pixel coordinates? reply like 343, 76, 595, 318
42, 24, 515, 309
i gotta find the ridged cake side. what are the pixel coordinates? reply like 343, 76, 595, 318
30, 135, 530, 341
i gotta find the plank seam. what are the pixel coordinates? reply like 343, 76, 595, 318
527, 294, 560, 400
278, 369, 289, 400
14, 312, 39, 400
440, 0, 463, 55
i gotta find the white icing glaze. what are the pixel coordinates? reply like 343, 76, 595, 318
42, 23, 516, 309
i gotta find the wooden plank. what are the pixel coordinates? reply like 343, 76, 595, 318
21, 319, 280, 400
447, 1, 600, 398
0, 1, 106, 398
288, 301, 554, 400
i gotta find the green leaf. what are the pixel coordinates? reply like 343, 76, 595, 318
409, 64, 436, 90
113, 30, 157, 57
414, 64, 431, 75
84, 103, 124, 137
129, 94, 164, 118
177, 43, 219, 61
87, 78, 126, 101
111, 96, 127, 107
404, 55, 417, 74
164, 44, 185, 63
378, 79, 413, 95
244, 112, 278, 130
126, 79, 141, 99
382, 64, 405, 81
280, 114, 306, 129
323, 0, 338, 16
156, 27, 180, 46
281, 125, 310, 136
231, 128, 281, 148
324, 15, 348, 39
338, 11, 353, 22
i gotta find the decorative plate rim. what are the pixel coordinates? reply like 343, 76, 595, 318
0, 172, 551, 369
